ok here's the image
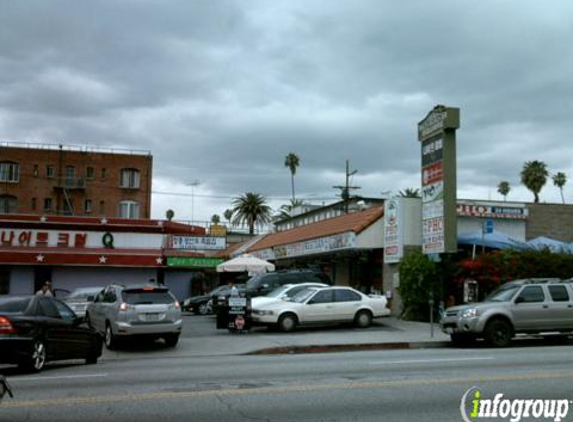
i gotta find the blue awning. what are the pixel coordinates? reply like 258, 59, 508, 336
458, 230, 528, 250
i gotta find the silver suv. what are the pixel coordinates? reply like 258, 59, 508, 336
440, 278, 573, 347
86, 284, 182, 349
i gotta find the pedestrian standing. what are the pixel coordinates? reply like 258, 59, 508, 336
36, 281, 53, 297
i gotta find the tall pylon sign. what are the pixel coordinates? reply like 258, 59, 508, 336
418, 105, 460, 255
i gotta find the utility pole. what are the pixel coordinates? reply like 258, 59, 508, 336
187, 180, 201, 224
333, 160, 361, 213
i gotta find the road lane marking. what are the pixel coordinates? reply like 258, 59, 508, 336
10, 373, 109, 382
368, 357, 494, 365
4, 371, 573, 409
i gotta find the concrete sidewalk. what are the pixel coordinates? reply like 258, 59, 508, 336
102, 316, 451, 360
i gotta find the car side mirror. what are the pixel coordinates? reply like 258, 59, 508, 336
73, 316, 86, 326
515, 296, 525, 304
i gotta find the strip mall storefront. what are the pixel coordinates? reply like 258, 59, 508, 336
248, 207, 385, 293
0, 215, 222, 301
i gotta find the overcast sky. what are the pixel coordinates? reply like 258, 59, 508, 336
1, 1, 572, 223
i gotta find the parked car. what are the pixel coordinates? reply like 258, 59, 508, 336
86, 284, 182, 349
64, 287, 103, 317
0, 295, 102, 372
440, 278, 572, 347
250, 282, 328, 308
182, 285, 227, 315
246, 269, 333, 298
251, 286, 390, 332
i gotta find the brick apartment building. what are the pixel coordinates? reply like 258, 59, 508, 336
0, 143, 152, 219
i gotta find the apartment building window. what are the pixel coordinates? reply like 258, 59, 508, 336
84, 199, 93, 214
44, 198, 53, 212
118, 200, 139, 219
31, 197, 37, 211
0, 195, 18, 213
0, 162, 19, 182
46, 165, 55, 178
119, 168, 140, 189
33, 164, 39, 177
99, 200, 105, 215
101, 168, 107, 180
63, 199, 74, 216
86, 167, 94, 180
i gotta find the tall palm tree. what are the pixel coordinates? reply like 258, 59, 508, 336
284, 152, 300, 201
231, 192, 272, 235
552, 172, 567, 204
520, 160, 548, 203
211, 214, 221, 225
398, 188, 420, 198
497, 181, 511, 201
165, 209, 175, 221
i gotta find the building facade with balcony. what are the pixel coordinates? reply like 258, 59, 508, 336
0, 143, 152, 219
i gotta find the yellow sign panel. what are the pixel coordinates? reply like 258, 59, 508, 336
209, 225, 227, 237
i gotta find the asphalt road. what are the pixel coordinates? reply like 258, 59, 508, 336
3, 336, 573, 422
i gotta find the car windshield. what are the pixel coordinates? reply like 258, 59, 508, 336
66, 288, 102, 301
484, 284, 521, 302
0, 297, 31, 313
266, 285, 291, 298
290, 288, 318, 303
246, 274, 263, 289
122, 289, 175, 305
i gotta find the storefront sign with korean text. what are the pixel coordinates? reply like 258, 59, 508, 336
171, 235, 226, 250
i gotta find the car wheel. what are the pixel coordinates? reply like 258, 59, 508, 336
104, 323, 118, 350
164, 334, 179, 348
20, 339, 47, 372
354, 310, 373, 328
484, 319, 513, 347
198, 302, 210, 315
278, 313, 297, 333
450, 333, 476, 347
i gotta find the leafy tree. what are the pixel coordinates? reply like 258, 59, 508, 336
284, 152, 300, 201
497, 181, 511, 201
398, 251, 441, 321
520, 160, 548, 203
398, 188, 420, 198
211, 214, 221, 225
552, 172, 567, 204
224, 209, 234, 224
231, 192, 272, 235
278, 198, 306, 220
165, 209, 175, 221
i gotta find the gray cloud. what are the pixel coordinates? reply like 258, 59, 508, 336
1, 0, 573, 220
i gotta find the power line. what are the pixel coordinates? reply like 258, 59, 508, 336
151, 190, 337, 202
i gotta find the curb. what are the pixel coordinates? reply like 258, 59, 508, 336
246, 341, 451, 355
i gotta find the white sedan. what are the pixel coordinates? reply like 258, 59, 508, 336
250, 282, 327, 309
251, 286, 390, 332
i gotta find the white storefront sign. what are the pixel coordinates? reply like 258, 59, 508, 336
272, 232, 356, 259
171, 235, 226, 250
383, 198, 403, 264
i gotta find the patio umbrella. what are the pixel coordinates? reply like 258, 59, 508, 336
458, 230, 528, 251
216, 253, 275, 273
526, 236, 572, 253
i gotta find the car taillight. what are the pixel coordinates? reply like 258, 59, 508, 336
119, 302, 130, 312
0, 316, 17, 334
174, 301, 180, 310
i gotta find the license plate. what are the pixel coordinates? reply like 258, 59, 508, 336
145, 313, 160, 322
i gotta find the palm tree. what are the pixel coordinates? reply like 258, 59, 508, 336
520, 160, 548, 203
231, 192, 272, 235
552, 172, 567, 204
165, 209, 175, 221
224, 209, 234, 225
284, 152, 300, 201
211, 214, 221, 225
278, 198, 306, 220
497, 181, 511, 201
398, 188, 420, 198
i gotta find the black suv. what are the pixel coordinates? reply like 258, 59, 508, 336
246, 270, 332, 297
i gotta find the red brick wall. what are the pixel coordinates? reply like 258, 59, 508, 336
0, 146, 152, 218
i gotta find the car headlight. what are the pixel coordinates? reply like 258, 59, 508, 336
461, 308, 478, 318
